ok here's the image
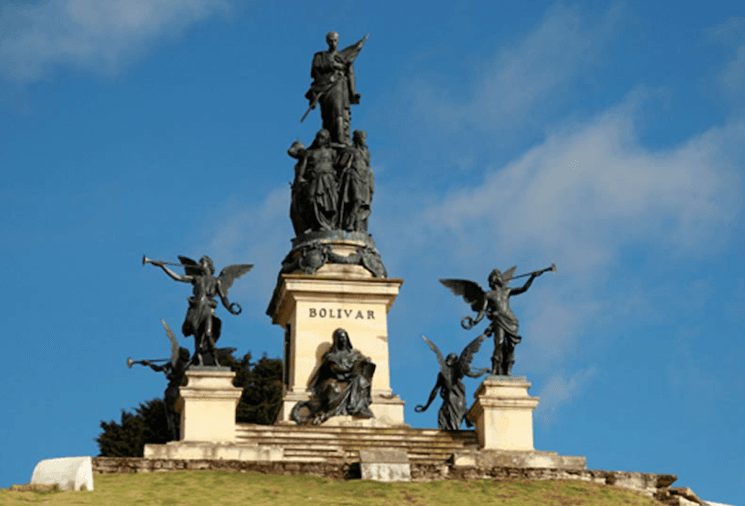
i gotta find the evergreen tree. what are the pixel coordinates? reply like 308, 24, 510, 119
97, 351, 282, 457
96, 398, 170, 457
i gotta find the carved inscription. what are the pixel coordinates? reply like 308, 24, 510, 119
309, 308, 375, 320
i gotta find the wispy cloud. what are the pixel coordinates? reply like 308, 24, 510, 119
422, 89, 741, 269
205, 186, 292, 308
410, 3, 621, 133
719, 44, 745, 97
534, 367, 596, 426
0, 0, 231, 82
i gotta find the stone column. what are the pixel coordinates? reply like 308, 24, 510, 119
467, 376, 540, 451
176, 368, 243, 442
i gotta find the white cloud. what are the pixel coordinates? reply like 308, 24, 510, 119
410, 3, 621, 132
422, 90, 741, 271
0, 0, 231, 82
534, 367, 596, 426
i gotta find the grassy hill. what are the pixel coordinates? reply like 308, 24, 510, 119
2, 471, 660, 505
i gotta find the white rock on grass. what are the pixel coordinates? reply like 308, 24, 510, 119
30, 456, 94, 491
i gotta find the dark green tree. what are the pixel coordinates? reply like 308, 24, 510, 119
96, 398, 170, 457
97, 351, 282, 457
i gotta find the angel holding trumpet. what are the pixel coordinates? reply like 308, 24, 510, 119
440, 263, 555, 376
143, 254, 253, 367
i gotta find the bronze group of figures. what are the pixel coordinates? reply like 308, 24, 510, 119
288, 128, 374, 235
290, 32, 375, 237
129, 256, 252, 441
417, 264, 556, 430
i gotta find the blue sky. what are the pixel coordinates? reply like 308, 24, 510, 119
1, 1, 743, 504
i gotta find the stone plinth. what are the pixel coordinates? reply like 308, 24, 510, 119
268, 272, 406, 426
467, 376, 539, 451
176, 368, 243, 442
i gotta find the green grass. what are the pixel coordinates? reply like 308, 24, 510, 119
2, 472, 661, 505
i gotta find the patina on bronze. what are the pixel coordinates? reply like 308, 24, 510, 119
291, 328, 375, 425
144, 254, 253, 367
415, 334, 488, 431
302, 32, 368, 145
136, 320, 191, 441
440, 264, 555, 376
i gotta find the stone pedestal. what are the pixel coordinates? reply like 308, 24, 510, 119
175, 368, 243, 442
467, 376, 539, 451
268, 269, 406, 426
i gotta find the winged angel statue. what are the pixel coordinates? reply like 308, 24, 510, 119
440, 264, 554, 376
415, 334, 488, 430
147, 255, 253, 367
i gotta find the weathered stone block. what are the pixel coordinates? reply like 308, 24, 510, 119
31, 456, 93, 491
359, 449, 411, 482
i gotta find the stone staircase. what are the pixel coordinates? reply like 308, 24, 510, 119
235, 423, 479, 465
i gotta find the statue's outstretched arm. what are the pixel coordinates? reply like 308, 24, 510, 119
415, 374, 443, 413
147, 362, 168, 374
156, 263, 191, 283
511, 272, 538, 296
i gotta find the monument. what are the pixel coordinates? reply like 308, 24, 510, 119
130, 32, 584, 475
267, 31, 406, 427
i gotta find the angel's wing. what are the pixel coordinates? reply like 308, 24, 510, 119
439, 279, 486, 313
421, 335, 446, 376
177, 255, 201, 277
161, 319, 179, 368
217, 264, 254, 295
458, 333, 487, 378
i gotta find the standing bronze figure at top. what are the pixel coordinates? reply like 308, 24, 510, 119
303, 31, 368, 146
143, 255, 253, 367
440, 264, 556, 376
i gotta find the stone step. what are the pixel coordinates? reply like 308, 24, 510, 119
237, 424, 476, 439
236, 435, 477, 449
236, 426, 477, 443
232, 424, 479, 465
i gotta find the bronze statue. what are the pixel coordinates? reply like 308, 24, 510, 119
144, 255, 253, 367
303, 32, 368, 145
415, 334, 488, 430
138, 320, 190, 441
291, 328, 375, 425
289, 129, 340, 232
440, 264, 555, 376
338, 129, 374, 231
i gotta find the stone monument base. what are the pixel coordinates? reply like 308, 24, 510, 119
176, 368, 243, 443
276, 391, 407, 427
467, 376, 539, 451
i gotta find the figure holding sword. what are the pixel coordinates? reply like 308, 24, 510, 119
440, 264, 556, 376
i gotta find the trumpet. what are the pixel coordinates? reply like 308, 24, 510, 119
127, 357, 170, 368
142, 255, 192, 268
